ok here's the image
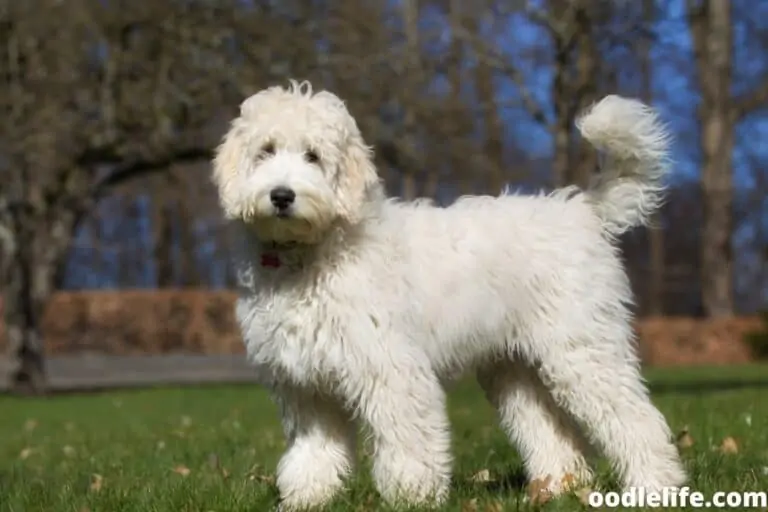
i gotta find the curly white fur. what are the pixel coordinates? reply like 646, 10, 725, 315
212, 81, 686, 510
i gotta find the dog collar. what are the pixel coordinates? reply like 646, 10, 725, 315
260, 252, 281, 268
259, 241, 299, 269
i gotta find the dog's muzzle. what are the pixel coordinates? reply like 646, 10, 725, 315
270, 186, 296, 217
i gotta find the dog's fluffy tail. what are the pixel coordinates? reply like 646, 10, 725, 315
576, 95, 671, 237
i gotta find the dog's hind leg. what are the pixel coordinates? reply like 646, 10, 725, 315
477, 359, 594, 495
530, 326, 686, 494
274, 387, 357, 511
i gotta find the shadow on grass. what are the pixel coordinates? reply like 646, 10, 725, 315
649, 376, 768, 395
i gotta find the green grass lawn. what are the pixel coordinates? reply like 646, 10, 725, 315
1, 364, 767, 512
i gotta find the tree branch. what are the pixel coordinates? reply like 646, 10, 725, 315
91, 147, 213, 198
524, 2, 561, 38
731, 78, 768, 121
450, 25, 549, 126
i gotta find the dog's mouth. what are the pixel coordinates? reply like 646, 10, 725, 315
275, 208, 292, 219
240, 208, 293, 222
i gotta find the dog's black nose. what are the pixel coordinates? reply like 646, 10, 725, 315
270, 187, 296, 210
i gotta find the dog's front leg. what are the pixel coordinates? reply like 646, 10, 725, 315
273, 386, 356, 511
344, 359, 452, 507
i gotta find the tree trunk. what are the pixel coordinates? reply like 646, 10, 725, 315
689, 0, 734, 317
152, 185, 175, 287
549, 1, 598, 189
700, 115, 734, 317
447, 0, 472, 196
3, 265, 47, 395
551, 31, 571, 188
0, 215, 46, 394
641, 0, 665, 315
177, 178, 199, 287
1, 205, 75, 394
400, 0, 420, 200
473, 25, 505, 193
570, 5, 598, 189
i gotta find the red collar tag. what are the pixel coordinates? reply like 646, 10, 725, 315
260, 252, 281, 268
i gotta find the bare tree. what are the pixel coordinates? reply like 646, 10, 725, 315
528, 0, 601, 188
0, 0, 280, 391
688, 0, 735, 318
688, 0, 768, 316
400, 0, 422, 200
468, 7, 506, 193
443, 0, 474, 196
640, 0, 666, 315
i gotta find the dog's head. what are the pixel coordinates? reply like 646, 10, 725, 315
212, 81, 381, 244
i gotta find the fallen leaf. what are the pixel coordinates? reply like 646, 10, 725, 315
62, 445, 76, 457
461, 498, 478, 512
676, 427, 694, 448
470, 468, 493, 483
719, 436, 739, 454
90, 474, 103, 492
247, 471, 275, 484
173, 465, 191, 476
576, 487, 594, 506
560, 472, 577, 491
761, 466, 768, 476
527, 475, 553, 505
246, 463, 273, 481
19, 447, 33, 460
24, 419, 38, 432
485, 500, 503, 512
220, 467, 230, 479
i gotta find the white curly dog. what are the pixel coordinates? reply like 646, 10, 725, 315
212, 81, 686, 509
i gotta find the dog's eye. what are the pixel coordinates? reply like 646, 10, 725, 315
305, 149, 320, 164
260, 142, 275, 157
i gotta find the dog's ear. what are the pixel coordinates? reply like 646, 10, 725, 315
212, 125, 244, 218
336, 141, 381, 224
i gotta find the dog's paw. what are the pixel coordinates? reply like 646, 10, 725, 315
526, 471, 594, 504
276, 480, 342, 511
276, 494, 332, 512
